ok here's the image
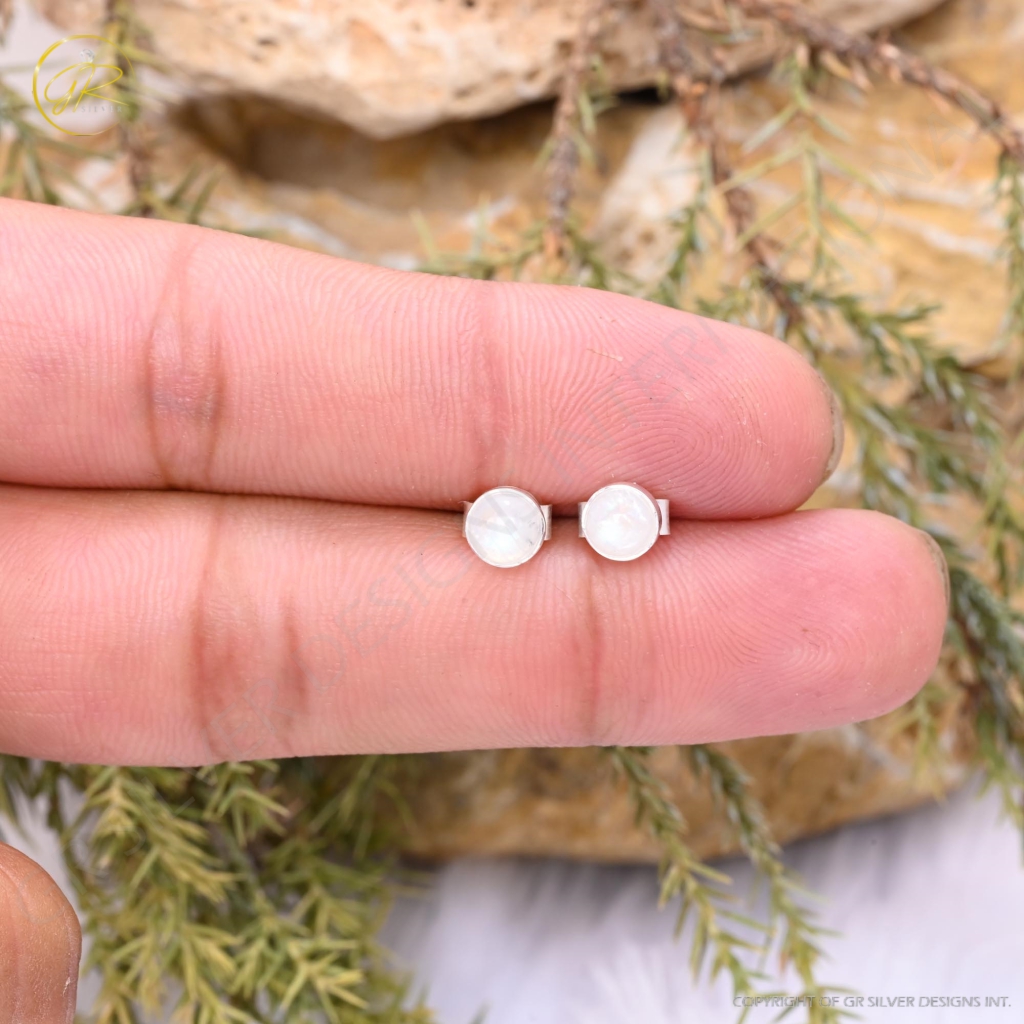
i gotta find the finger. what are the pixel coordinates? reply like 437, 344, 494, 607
0, 486, 947, 765
0, 844, 81, 1024
0, 199, 840, 517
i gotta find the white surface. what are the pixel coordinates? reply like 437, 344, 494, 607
381, 783, 1024, 1024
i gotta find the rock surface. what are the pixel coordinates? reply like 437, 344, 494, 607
34, 0, 945, 138
162, 0, 1022, 366
394, 706, 974, 862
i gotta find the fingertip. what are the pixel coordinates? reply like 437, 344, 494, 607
0, 843, 81, 1024
618, 508, 952, 745
889, 518, 951, 699
823, 510, 950, 722
485, 283, 844, 516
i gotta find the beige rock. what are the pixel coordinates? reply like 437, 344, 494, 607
598, 0, 1024, 366
34, 0, 945, 139
395, 703, 974, 863
170, 0, 1022, 366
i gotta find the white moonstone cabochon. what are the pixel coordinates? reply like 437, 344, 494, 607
465, 487, 546, 568
582, 484, 661, 561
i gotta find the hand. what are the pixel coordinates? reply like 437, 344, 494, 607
0, 197, 948, 1019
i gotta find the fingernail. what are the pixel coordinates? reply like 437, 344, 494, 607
817, 372, 845, 481
917, 530, 951, 611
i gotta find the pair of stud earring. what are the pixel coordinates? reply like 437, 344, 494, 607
462, 483, 670, 568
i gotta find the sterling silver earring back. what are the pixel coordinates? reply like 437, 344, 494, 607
463, 486, 552, 568
578, 483, 669, 561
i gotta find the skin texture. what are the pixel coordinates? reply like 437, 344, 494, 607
0, 845, 81, 1024
0, 198, 950, 1013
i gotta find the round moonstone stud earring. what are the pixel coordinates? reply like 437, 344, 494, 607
578, 483, 670, 561
462, 487, 552, 568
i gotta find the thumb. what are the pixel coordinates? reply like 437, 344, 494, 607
0, 843, 81, 1024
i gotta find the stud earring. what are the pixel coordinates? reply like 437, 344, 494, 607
462, 486, 552, 568
578, 483, 670, 561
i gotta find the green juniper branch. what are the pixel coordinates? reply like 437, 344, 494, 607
607, 747, 768, 999
997, 154, 1024, 361
0, 79, 101, 203
685, 746, 852, 1024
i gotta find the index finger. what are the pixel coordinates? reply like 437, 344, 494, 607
0, 199, 841, 515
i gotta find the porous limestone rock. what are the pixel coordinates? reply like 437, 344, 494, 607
393, 708, 974, 863
167, 0, 1021, 367
34, 0, 946, 138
